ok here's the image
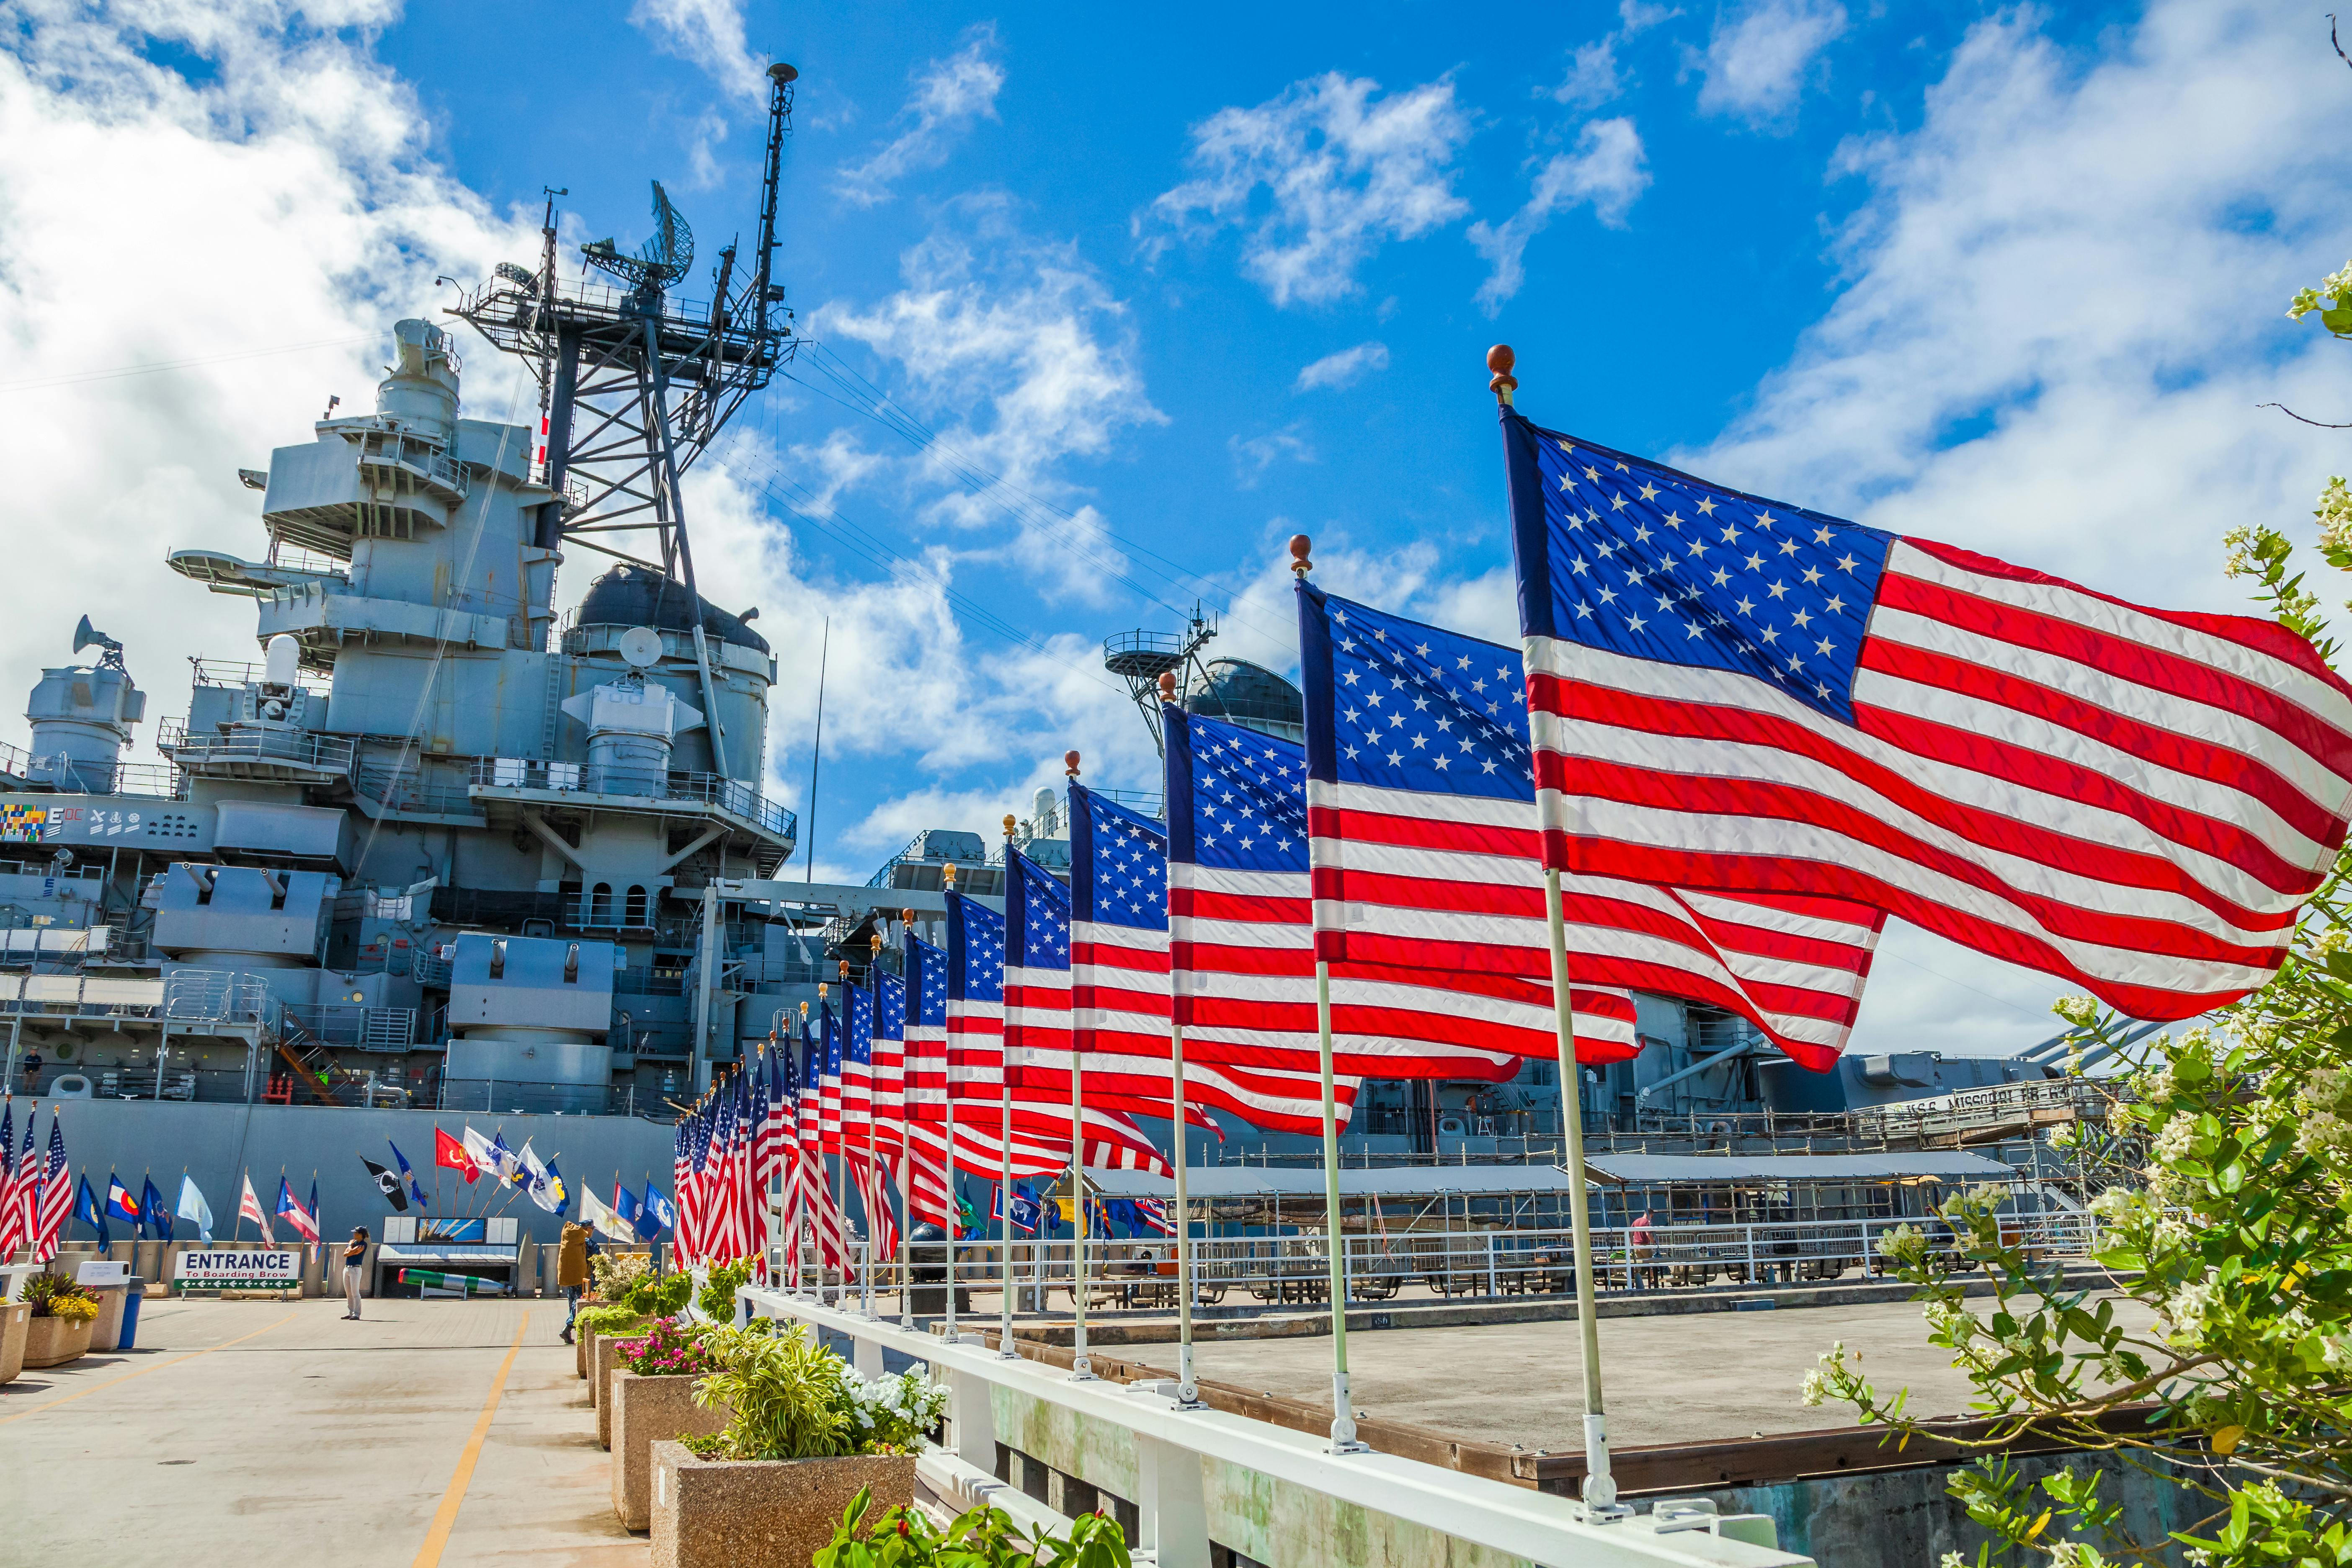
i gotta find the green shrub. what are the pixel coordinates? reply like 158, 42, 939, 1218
697, 1258, 753, 1322
815, 1485, 1131, 1567
573, 1304, 647, 1340
688, 1320, 853, 1460
619, 1270, 691, 1318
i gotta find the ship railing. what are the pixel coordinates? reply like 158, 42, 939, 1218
354, 763, 479, 818
166, 724, 356, 776
739, 1285, 1809, 1568
900, 1209, 2099, 1318
467, 756, 796, 842
433, 1077, 663, 1119
162, 970, 272, 1023
0, 740, 185, 799
276, 1002, 419, 1052
186, 657, 333, 694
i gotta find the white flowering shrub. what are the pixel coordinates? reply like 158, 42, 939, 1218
1807, 509, 2352, 1566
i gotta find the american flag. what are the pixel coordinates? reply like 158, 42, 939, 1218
949, 886, 1175, 1177
817, 1005, 846, 1156
1502, 412, 2352, 1021
1073, 781, 1385, 1135
1298, 581, 1887, 1069
842, 985, 875, 1147
794, 1020, 849, 1274
1166, 705, 1620, 1081
872, 969, 907, 1161
30, 1111, 69, 1261
903, 928, 1062, 1210
0, 1100, 21, 1259
1006, 842, 1221, 1129
672, 1109, 701, 1265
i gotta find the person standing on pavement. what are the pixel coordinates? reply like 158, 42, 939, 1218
343, 1227, 369, 1318
557, 1218, 591, 1344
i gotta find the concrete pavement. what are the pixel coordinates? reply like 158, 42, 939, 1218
0, 1296, 641, 1568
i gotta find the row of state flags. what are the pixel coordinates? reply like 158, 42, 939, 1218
727, 384, 2352, 1248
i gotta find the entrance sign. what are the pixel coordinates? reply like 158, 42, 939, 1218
174, 1250, 301, 1285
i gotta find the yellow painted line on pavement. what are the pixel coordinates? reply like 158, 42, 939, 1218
412, 1307, 531, 1568
0, 1309, 300, 1425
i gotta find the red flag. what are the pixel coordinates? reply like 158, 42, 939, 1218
434, 1127, 478, 1184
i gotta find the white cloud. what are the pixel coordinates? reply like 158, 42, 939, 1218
1692, 0, 1846, 128
816, 196, 1164, 601
1293, 340, 1389, 393
1553, 39, 1625, 111
628, 0, 768, 108
1469, 118, 1651, 311
1142, 73, 1475, 307
1679, 0, 2352, 1052
0, 0, 533, 784
834, 27, 1005, 208
1228, 427, 1314, 487
1553, 0, 1680, 109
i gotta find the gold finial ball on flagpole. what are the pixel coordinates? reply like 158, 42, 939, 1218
1003, 813, 1018, 838
1157, 670, 1176, 702
942, 860, 957, 887
817, 982, 828, 999
1289, 534, 1313, 576
838, 959, 850, 981
799, 1000, 809, 1018
900, 906, 916, 928
1065, 749, 1081, 778
1487, 344, 1518, 406
869, 932, 882, 957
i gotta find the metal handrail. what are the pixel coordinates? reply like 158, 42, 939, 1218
467, 756, 796, 842
166, 724, 356, 774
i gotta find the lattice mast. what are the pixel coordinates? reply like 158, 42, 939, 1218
449, 61, 801, 774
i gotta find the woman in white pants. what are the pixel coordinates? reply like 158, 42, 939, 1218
343, 1227, 369, 1318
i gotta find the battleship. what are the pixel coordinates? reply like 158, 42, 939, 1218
0, 62, 2078, 1257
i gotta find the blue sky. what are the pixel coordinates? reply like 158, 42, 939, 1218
6, 0, 2351, 1055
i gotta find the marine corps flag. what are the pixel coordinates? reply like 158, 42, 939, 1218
361, 1157, 411, 1212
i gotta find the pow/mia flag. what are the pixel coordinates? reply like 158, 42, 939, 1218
361, 1156, 410, 1212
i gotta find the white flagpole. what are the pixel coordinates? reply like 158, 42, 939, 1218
1496, 345, 1618, 1514
1063, 754, 1094, 1380
937, 872, 962, 1341
998, 818, 1020, 1360
1291, 539, 1363, 1455
890, 920, 915, 1332
1156, 673, 1201, 1404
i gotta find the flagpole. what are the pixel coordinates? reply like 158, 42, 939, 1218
1494, 345, 1620, 1514
1154, 673, 1200, 1404
998, 820, 1019, 1361
895, 913, 915, 1331
1287, 539, 1364, 1455
935, 873, 960, 1341
1063, 753, 1094, 1380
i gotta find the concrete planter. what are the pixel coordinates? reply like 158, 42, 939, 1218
611, 1372, 732, 1532
22, 1313, 93, 1369
595, 1332, 626, 1448
649, 1441, 916, 1568
0, 1301, 27, 1384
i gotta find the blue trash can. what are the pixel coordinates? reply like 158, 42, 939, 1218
117, 1282, 144, 1349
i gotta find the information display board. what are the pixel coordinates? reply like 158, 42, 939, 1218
173, 1250, 302, 1286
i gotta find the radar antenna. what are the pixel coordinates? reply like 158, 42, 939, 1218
583, 182, 695, 295
72, 615, 127, 675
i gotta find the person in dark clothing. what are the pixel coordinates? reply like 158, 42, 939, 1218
20, 1050, 42, 1093
343, 1227, 369, 1318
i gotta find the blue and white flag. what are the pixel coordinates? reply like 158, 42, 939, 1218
176, 1174, 214, 1243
